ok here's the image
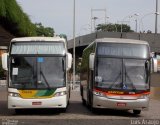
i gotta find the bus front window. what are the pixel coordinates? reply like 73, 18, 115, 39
123, 59, 149, 90
37, 57, 65, 88
96, 58, 122, 89
96, 58, 149, 91
10, 56, 65, 89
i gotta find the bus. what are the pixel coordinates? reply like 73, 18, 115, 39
80, 38, 152, 115
2, 37, 72, 113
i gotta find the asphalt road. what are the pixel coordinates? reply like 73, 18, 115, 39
0, 73, 160, 125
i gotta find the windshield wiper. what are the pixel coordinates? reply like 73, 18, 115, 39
124, 63, 136, 91
40, 70, 51, 89
109, 71, 122, 89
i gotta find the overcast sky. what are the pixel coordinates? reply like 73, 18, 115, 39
16, 0, 160, 39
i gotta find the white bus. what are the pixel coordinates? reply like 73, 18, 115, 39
80, 38, 152, 115
2, 37, 72, 113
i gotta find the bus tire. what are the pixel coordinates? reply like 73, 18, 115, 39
133, 110, 141, 115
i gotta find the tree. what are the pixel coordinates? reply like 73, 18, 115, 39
96, 23, 134, 32
0, 0, 37, 36
59, 34, 67, 40
35, 23, 54, 37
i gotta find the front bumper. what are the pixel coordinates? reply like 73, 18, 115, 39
8, 95, 67, 109
93, 95, 149, 110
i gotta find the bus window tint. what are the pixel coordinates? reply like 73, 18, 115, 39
97, 43, 149, 59
10, 57, 65, 89
96, 58, 122, 89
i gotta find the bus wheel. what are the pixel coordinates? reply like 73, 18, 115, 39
133, 110, 141, 115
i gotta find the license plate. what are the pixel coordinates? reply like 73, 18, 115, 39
32, 102, 42, 105
117, 102, 126, 107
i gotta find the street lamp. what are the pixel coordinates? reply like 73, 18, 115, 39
155, 0, 159, 34
73, 0, 76, 89
133, 13, 139, 32
92, 17, 98, 31
121, 13, 139, 33
120, 15, 133, 33
91, 8, 107, 32
105, 16, 109, 24
140, 12, 159, 33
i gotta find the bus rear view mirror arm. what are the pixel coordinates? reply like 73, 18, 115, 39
2, 53, 9, 71
89, 53, 95, 70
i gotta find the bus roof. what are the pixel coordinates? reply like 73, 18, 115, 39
11, 37, 66, 43
95, 38, 149, 45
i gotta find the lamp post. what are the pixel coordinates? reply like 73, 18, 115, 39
91, 8, 107, 32
134, 13, 139, 32
105, 16, 109, 24
120, 15, 132, 33
140, 12, 159, 33
121, 13, 139, 33
73, 0, 76, 89
155, 0, 159, 34
92, 17, 98, 31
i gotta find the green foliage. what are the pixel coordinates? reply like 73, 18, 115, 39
81, 44, 95, 73
0, 0, 37, 36
96, 23, 134, 32
0, 0, 6, 17
59, 34, 67, 40
35, 23, 54, 37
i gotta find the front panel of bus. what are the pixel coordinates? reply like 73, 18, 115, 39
93, 42, 150, 110
8, 41, 68, 109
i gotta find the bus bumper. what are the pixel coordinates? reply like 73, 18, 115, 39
8, 95, 67, 109
93, 95, 149, 110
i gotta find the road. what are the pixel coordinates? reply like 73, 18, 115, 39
0, 74, 160, 125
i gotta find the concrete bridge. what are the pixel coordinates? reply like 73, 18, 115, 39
68, 32, 160, 57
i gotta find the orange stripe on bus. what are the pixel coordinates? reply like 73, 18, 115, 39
93, 88, 150, 97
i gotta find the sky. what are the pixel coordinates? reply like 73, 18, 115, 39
16, 0, 160, 39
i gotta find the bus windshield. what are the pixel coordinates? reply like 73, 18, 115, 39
97, 43, 149, 59
10, 56, 65, 89
95, 57, 149, 91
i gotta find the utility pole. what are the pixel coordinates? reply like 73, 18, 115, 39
91, 8, 93, 33
73, 0, 76, 89
155, 0, 158, 34
135, 19, 138, 32
93, 17, 98, 31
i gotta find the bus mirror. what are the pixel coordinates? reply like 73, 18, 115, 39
152, 58, 157, 73
67, 53, 72, 70
89, 53, 95, 70
2, 53, 8, 71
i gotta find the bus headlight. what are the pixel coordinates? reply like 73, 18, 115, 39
8, 92, 20, 97
93, 91, 105, 97
54, 91, 66, 97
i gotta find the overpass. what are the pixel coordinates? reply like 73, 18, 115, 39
68, 32, 160, 57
